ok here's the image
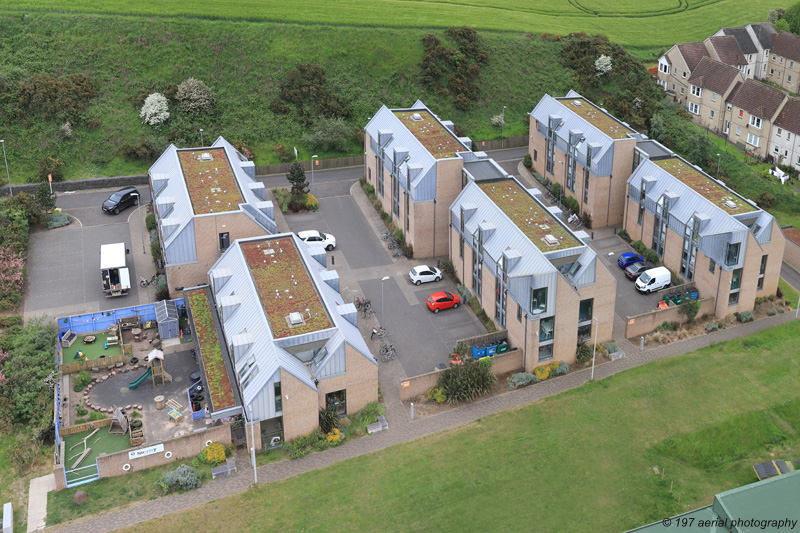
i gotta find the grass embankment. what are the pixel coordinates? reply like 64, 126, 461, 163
123, 321, 800, 532
0, 0, 787, 51
0, 14, 571, 182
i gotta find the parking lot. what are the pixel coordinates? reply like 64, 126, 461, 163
589, 235, 665, 318
285, 193, 486, 378
24, 188, 152, 319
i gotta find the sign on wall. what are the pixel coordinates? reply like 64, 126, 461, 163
128, 443, 164, 460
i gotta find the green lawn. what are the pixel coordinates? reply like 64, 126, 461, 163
0, 0, 788, 50
63, 429, 131, 482
68, 333, 123, 361
122, 320, 800, 532
779, 278, 800, 309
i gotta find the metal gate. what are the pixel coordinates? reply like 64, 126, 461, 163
230, 418, 246, 447
65, 460, 99, 488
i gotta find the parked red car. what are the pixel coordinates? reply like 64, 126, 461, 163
426, 291, 460, 313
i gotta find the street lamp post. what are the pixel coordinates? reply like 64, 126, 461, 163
131, 193, 145, 254
311, 155, 319, 197
501, 106, 506, 149
0, 140, 11, 197
381, 276, 390, 327
200, 128, 204, 146
716, 153, 721, 181
249, 405, 257, 486
590, 316, 599, 380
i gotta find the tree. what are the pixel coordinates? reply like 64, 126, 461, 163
176, 78, 215, 115
301, 117, 351, 152
758, 191, 777, 208
35, 182, 56, 213
768, 7, 786, 22
285, 162, 308, 198
785, 2, 800, 34
595, 54, 613, 76
140, 93, 170, 126
775, 18, 791, 32
686, 131, 714, 167
649, 113, 666, 143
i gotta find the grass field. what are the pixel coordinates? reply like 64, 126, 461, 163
121, 320, 800, 532
0, 0, 789, 50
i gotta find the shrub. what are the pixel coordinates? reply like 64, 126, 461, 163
700, 313, 710, 321
490, 114, 504, 128
46, 213, 70, 229
657, 321, 679, 331
156, 464, 201, 494
75, 402, 88, 417
363, 183, 375, 196
552, 361, 570, 376
523, 153, 532, 168
441, 258, 455, 277
319, 405, 340, 434
617, 229, 631, 242
326, 427, 342, 443
145, 214, 156, 231
37, 156, 65, 182
15, 73, 98, 120
737, 311, 755, 323
73, 370, 92, 392
534, 360, 560, 381
508, 372, 540, 390
631, 240, 646, 254
580, 212, 592, 229
156, 274, 167, 291
645, 249, 660, 265
149, 229, 159, 244
437, 357, 496, 404
778, 307, 786, 314
758, 191, 776, 208
393, 228, 404, 245
550, 182, 562, 199
155, 286, 170, 302
595, 54, 613, 75
150, 241, 162, 260
140, 93, 170, 126
576, 342, 592, 364
0, 315, 22, 328
272, 187, 291, 213
286, 162, 309, 197
176, 78, 215, 114
272, 144, 293, 163
305, 193, 319, 211
230, 139, 255, 161
768, 308, 777, 316
197, 442, 226, 466
679, 299, 700, 323
302, 117, 351, 153
563, 196, 580, 215
426, 386, 447, 403
604, 341, 618, 353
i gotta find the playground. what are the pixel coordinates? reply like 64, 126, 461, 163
67, 332, 123, 362
63, 428, 130, 484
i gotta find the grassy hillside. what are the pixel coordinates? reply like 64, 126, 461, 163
0, 0, 790, 51
0, 14, 573, 182
124, 321, 800, 532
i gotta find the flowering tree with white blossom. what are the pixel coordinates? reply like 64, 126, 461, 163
140, 93, 170, 126
595, 54, 613, 76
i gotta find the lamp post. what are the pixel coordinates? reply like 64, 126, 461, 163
131, 193, 145, 254
716, 153, 721, 181
501, 106, 506, 149
381, 276, 390, 328
0, 140, 11, 197
249, 405, 257, 486
199, 128, 204, 146
311, 155, 318, 197
590, 316, 599, 380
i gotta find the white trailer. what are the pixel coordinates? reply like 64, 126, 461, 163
100, 243, 131, 297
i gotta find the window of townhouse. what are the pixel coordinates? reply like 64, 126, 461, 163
777, 128, 783, 137
690, 85, 702, 97
538, 316, 555, 362
725, 242, 740, 266
325, 390, 346, 416
689, 102, 701, 115
219, 232, 230, 253
736, 126, 741, 136
274, 382, 282, 412
728, 268, 743, 306
710, 109, 715, 119
530, 286, 547, 315
682, 71, 686, 78
577, 299, 593, 341
711, 92, 716, 102
680, 87, 685, 95
747, 133, 761, 148
791, 60, 795, 68
758, 255, 768, 290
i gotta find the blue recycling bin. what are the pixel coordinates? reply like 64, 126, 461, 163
472, 344, 487, 359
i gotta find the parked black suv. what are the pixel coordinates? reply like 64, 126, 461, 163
102, 187, 139, 215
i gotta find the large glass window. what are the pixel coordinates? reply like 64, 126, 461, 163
579, 299, 593, 323
530, 287, 547, 315
325, 390, 347, 416
731, 268, 742, 290
538, 343, 553, 362
757, 255, 767, 290
274, 382, 282, 412
539, 316, 555, 342
578, 323, 592, 341
725, 242, 740, 266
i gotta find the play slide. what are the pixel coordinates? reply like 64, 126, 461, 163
129, 367, 152, 390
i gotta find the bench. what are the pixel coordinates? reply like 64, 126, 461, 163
105, 336, 119, 348
211, 458, 237, 479
62, 329, 78, 348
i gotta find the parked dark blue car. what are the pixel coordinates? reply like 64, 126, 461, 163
617, 252, 644, 269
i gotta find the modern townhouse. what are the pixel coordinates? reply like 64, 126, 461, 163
771, 97, 800, 170
713, 22, 777, 79
148, 137, 276, 297
624, 155, 784, 318
364, 101, 473, 258
449, 175, 616, 370
725, 79, 788, 159
685, 57, 745, 133
185, 233, 378, 448
657, 42, 711, 103
765, 31, 800, 95
529, 91, 645, 228
704, 35, 749, 78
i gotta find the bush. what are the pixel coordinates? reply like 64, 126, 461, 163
534, 360, 560, 381
15, 73, 98, 120
617, 229, 631, 242
140, 93, 170, 126
631, 240, 646, 254
768, 308, 777, 316
552, 361, 570, 376
437, 357, 496, 404
230, 139, 255, 161
657, 321, 679, 331
272, 144, 293, 163
150, 241, 162, 260
563, 196, 580, 215
523, 153, 532, 168
305, 193, 319, 211
36, 182, 56, 212
550, 182, 562, 199
576, 342, 592, 364
46, 213, 70, 229
196, 442, 226, 467
508, 372, 540, 390
156, 464, 201, 494
737, 311, 755, 323
155, 286, 170, 302
272, 187, 291, 213
580, 212, 592, 229
73, 370, 92, 392
156, 274, 167, 291
393, 228, 404, 245
145, 214, 156, 231
645, 249, 660, 264
302, 117, 351, 153
426, 386, 447, 403
363, 182, 375, 196
604, 341, 618, 353
679, 299, 700, 323
441, 258, 455, 277
175, 78, 215, 114
0, 315, 22, 328
37, 156, 65, 182
778, 307, 786, 314
758, 191, 776, 208
453, 341, 468, 357
319, 405, 340, 434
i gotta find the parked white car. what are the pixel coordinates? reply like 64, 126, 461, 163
409, 265, 442, 286
297, 230, 336, 251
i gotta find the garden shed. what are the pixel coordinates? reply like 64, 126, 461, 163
155, 300, 179, 340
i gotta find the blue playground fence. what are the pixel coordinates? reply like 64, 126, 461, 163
56, 299, 185, 337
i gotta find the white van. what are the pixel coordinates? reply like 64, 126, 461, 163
635, 266, 671, 294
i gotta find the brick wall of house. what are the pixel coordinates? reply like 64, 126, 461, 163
245, 418, 262, 452
166, 212, 267, 298
316, 345, 378, 416
783, 229, 800, 270
281, 371, 319, 442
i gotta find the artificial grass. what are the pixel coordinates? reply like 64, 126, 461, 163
123, 320, 800, 533
63, 428, 131, 482
70, 333, 123, 361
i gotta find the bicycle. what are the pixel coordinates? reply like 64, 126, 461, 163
393, 249, 405, 258
371, 326, 387, 340
380, 343, 396, 362
362, 306, 375, 319
382, 231, 394, 240
140, 274, 157, 287
354, 296, 371, 310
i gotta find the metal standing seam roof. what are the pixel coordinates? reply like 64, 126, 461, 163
205, 233, 376, 408
148, 137, 267, 252
155, 299, 178, 323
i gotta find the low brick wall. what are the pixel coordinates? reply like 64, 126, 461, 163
96, 421, 231, 479
60, 418, 112, 437
625, 298, 715, 338
399, 348, 522, 401
0, 174, 148, 198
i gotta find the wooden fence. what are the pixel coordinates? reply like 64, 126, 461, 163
59, 354, 127, 374
59, 417, 112, 437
